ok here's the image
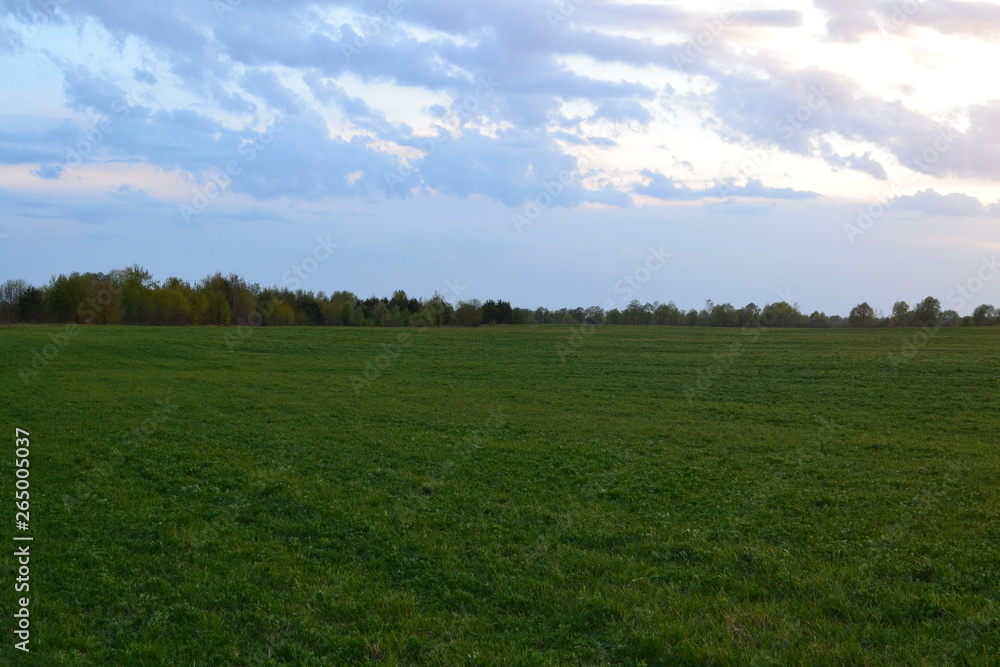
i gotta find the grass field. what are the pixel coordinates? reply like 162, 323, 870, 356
2, 324, 999, 664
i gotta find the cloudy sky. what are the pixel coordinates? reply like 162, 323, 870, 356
2, 0, 999, 315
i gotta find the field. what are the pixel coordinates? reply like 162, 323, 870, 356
2, 324, 999, 664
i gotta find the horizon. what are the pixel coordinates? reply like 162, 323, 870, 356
2, 1, 999, 316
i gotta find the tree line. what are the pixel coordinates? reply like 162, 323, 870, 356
0, 266, 997, 328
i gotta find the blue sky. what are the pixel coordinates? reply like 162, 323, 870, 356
1, 0, 999, 315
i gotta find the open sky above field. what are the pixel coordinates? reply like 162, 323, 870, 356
2, 0, 1000, 315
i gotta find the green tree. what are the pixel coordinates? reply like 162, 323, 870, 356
421, 294, 450, 327
455, 299, 483, 327
848, 302, 875, 327
390, 290, 409, 313
264, 300, 295, 326
624, 299, 645, 325
18, 286, 46, 322
205, 291, 231, 325
891, 301, 910, 327
739, 303, 760, 327
912, 296, 941, 325
711, 302, 738, 327
972, 304, 996, 326
47, 273, 94, 323
0, 279, 28, 324
808, 311, 830, 328
113, 265, 156, 325
763, 301, 802, 328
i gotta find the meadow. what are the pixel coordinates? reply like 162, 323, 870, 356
1, 324, 998, 664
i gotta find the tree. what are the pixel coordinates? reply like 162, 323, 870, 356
739, 303, 760, 327
912, 296, 941, 325
0, 279, 27, 324
711, 302, 738, 327
227, 273, 256, 325
18, 287, 46, 322
113, 265, 157, 325
294, 293, 325, 325
973, 304, 996, 326
848, 302, 875, 328
455, 299, 483, 327
808, 311, 830, 328
421, 294, 451, 327
624, 299, 645, 325
763, 301, 802, 328
390, 290, 409, 313
47, 272, 96, 323
205, 291, 231, 325
482, 299, 500, 325
891, 301, 910, 327
368, 300, 391, 326
154, 281, 193, 325
496, 300, 513, 324
264, 300, 296, 326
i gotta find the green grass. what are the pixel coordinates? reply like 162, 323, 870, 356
2, 324, 999, 664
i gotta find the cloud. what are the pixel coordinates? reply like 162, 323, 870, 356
587, 137, 617, 148
552, 131, 588, 145
820, 144, 888, 180
0, 0, 996, 215
703, 62, 1000, 182
239, 69, 303, 115
816, 0, 1000, 40
892, 189, 1000, 217
0, 121, 79, 165
62, 65, 130, 115
0, 24, 23, 53
636, 170, 817, 202
590, 99, 652, 126
733, 10, 804, 27
410, 127, 633, 208
33, 163, 65, 179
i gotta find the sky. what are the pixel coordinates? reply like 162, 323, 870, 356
1, 0, 1000, 316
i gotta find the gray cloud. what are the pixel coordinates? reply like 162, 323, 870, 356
892, 189, 1000, 217
637, 170, 818, 202
0, 0, 995, 213
33, 163, 65, 179
820, 144, 889, 180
